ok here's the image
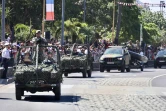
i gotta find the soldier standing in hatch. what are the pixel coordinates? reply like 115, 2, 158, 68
32, 30, 47, 63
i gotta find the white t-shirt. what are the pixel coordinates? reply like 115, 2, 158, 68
77, 49, 81, 53
2, 47, 11, 59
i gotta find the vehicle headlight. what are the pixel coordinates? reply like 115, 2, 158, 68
100, 57, 104, 61
117, 58, 123, 60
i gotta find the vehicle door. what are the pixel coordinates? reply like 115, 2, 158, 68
124, 49, 130, 65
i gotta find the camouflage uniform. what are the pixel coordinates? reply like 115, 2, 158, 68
32, 37, 47, 63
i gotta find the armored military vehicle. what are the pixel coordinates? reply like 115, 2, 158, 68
14, 45, 62, 100
61, 43, 93, 78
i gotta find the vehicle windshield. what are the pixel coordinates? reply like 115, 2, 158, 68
157, 50, 166, 56
104, 48, 123, 55
16, 46, 59, 65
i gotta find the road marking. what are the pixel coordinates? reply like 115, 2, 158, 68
162, 92, 166, 96
62, 85, 74, 89
149, 74, 166, 87
103, 75, 109, 77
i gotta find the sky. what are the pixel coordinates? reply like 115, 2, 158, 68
139, 0, 166, 12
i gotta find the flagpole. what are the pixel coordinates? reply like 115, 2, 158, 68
61, 0, 65, 45
42, 0, 46, 38
1, 0, 5, 41
112, 0, 115, 42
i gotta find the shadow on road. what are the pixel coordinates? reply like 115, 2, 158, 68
23, 95, 81, 103
66, 76, 105, 79
105, 70, 155, 74
0, 97, 12, 100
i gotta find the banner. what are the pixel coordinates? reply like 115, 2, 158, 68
117, 2, 165, 7
46, 0, 54, 21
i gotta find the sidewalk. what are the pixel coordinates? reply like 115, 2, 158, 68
0, 67, 15, 87
0, 77, 15, 85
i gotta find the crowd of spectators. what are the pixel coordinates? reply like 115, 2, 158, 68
1, 35, 166, 66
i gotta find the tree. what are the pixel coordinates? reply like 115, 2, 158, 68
14, 24, 35, 41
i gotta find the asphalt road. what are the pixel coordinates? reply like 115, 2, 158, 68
0, 68, 166, 111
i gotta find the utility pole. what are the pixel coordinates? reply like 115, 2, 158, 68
42, 0, 46, 38
140, 24, 143, 46
61, 0, 65, 45
160, 1, 165, 16
1, 0, 5, 41
83, 0, 86, 22
115, 0, 122, 45
112, 0, 115, 42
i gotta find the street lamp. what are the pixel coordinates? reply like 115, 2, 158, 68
61, 0, 65, 45
83, 0, 86, 22
1, 0, 5, 41
112, 0, 115, 41
42, 0, 46, 38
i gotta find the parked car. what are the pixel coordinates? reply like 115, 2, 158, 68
154, 49, 166, 68
99, 46, 131, 72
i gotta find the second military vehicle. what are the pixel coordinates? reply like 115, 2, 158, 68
61, 43, 93, 78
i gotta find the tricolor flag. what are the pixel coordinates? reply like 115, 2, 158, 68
46, 0, 54, 21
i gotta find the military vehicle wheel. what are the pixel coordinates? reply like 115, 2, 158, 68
158, 65, 162, 68
141, 66, 143, 71
21, 89, 24, 96
154, 64, 157, 68
100, 64, 104, 72
87, 69, 92, 77
64, 73, 68, 77
15, 87, 22, 100
82, 69, 87, 78
53, 84, 61, 100
126, 68, 130, 72
106, 69, 110, 72
154, 61, 157, 68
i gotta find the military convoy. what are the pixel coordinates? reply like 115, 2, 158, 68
61, 43, 93, 78
14, 41, 148, 101
14, 45, 62, 100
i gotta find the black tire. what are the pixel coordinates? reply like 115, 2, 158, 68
64, 73, 68, 77
158, 65, 162, 68
121, 62, 125, 72
126, 68, 130, 72
15, 87, 22, 100
100, 64, 104, 72
154, 61, 157, 68
82, 69, 87, 78
106, 69, 110, 72
87, 69, 92, 77
21, 89, 24, 96
141, 66, 143, 71
53, 84, 61, 100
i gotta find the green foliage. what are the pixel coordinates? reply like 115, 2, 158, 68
14, 24, 34, 41
3, 0, 166, 45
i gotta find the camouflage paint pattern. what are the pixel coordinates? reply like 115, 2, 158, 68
15, 64, 62, 84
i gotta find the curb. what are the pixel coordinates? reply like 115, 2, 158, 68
0, 76, 15, 85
